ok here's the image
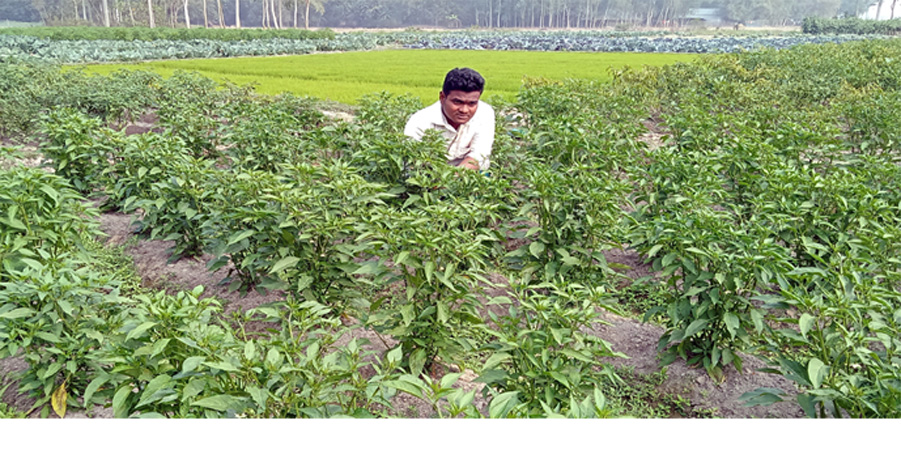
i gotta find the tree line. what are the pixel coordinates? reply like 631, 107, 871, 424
0, 0, 884, 29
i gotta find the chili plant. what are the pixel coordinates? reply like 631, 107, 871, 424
103, 132, 192, 213
260, 161, 392, 312
0, 166, 100, 279
88, 287, 403, 418
155, 71, 226, 159
204, 169, 285, 294
749, 220, 901, 418
133, 156, 221, 261
0, 259, 126, 418
38, 107, 124, 194
477, 281, 624, 417
360, 181, 497, 376
507, 160, 629, 284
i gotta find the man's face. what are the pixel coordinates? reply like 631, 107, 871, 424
439, 90, 481, 130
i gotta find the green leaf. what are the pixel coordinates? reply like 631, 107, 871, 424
808, 358, 827, 389
137, 374, 173, 408
244, 341, 257, 361
410, 349, 427, 377
35, 332, 62, 343
394, 251, 410, 266
799, 314, 815, 338
85, 329, 104, 344
227, 230, 256, 246
42, 362, 62, 380
125, 321, 157, 342
203, 361, 239, 372
425, 261, 436, 283
182, 356, 205, 373
352, 261, 381, 275
488, 391, 519, 418
182, 379, 206, 401
112, 384, 132, 418
386, 347, 403, 366
661, 252, 678, 268
269, 256, 300, 274
750, 309, 764, 333
83, 374, 109, 407
472, 369, 507, 385
529, 241, 546, 259
797, 393, 817, 418
151, 338, 171, 358
245, 386, 269, 410
384, 375, 427, 399
723, 312, 740, 338
0, 308, 34, 320
266, 348, 282, 366
191, 394, 247, 412
788, 267, 827, 277
738, 388, 785, 407
683, 319, 709, 339
437, 301, 449, 324
482, 352, 511, 371
560, 348, 595, 364
295, 275, 313, 292
57, 300, 74, 317
440, 373, 462, 390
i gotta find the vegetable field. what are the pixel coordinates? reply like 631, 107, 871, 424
0, 28, 883, 64
2, 35, 901, 419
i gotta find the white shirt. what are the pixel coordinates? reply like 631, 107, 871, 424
403, 100, 495, 171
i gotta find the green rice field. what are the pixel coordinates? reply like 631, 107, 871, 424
78, 49, 697, 104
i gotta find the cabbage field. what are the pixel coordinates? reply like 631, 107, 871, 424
2, 33, 901, 419
0, 28, 885, 64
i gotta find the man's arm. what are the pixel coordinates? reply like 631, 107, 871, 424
458, 157, 481, 170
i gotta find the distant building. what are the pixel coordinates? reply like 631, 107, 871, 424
861, 1, 901, 19
682, 8, 727, 27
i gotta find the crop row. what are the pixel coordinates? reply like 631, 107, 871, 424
0, 30, 883, 64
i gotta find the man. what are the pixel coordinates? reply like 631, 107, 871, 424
403, 68, 495, 171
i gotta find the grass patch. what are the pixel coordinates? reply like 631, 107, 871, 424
83, 229, 146, 297
76, 49, 696, 105
603, 367, 719, 418
0, 384, 26, 419
612, 281, 671, 324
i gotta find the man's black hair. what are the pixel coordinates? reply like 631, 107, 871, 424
442, 68, 485, 94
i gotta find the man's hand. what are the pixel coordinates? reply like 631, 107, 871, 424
459, 157, 480, 171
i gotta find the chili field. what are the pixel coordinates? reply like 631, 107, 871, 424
2, 36, 901, 419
